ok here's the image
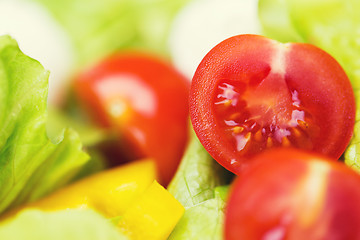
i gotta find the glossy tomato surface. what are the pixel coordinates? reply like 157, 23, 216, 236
75, 52, 189, 185
190, 34, 355, 174
225, 148, 360, 240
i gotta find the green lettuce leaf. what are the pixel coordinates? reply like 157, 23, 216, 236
258, 0, 360, 171
345, 106, 360, 173
0, 209, 128, 240
258, 0, 304, 43
47, 107, 109, 148
0, 35, 89, 214
46, 107, 110, 179
169, 186, 229, 240
167, 131, 231, 208
33, 0, 191, 66
168, 131, 231, 240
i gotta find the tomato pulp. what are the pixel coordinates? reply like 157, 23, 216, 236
190, 34, 355, 174
225, 149, 360, 240
75, 52, 190, 185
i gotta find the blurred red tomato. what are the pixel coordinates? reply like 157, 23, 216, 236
75, 52, 189, 185
225, 149, 360, 240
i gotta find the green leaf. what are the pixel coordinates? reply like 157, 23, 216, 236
168, 186, 229, 240
167, 130, 231, 239
345, 91, 360, 173
0, 209, 128, 240
47, 107, 109, 147
258, 0, 304, 43
33, 0, 191, 66
167, 131, 232, 208
0, 35, 89, 214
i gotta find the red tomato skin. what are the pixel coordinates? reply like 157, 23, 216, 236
225, 149, 360, 240
190, 34, 355, 175
75, 52, 190, 185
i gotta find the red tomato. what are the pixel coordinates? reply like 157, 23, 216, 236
225, 148, 360, 240
190, 34, 355, 174
75, 52, 189, 185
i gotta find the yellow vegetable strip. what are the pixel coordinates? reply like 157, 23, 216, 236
118, 180, 185, 240
7, 159, 157, 218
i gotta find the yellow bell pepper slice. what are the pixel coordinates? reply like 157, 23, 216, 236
17, 159, 157, 218
118, 180, 185, 240
5, 159, 184, 239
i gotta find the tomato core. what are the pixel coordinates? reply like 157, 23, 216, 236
213, 72, 317, 158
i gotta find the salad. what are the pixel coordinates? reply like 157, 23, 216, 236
0, 0, 359, 239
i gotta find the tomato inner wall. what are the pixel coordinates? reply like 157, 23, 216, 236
213, 72, 318, 157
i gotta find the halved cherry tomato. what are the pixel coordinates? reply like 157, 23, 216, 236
190, 34, 355, 174
75, 52, 190, 185
225, 148, 360, 240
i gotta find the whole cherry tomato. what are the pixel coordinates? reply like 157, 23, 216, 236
190, 34, 355, 174
225, 148, 360, 240
75, 52, 189, 185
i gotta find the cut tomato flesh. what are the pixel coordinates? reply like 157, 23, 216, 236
190, 35, 355, 174
213, 72, 317, 158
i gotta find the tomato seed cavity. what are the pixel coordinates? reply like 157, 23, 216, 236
213, 79, 316, 157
